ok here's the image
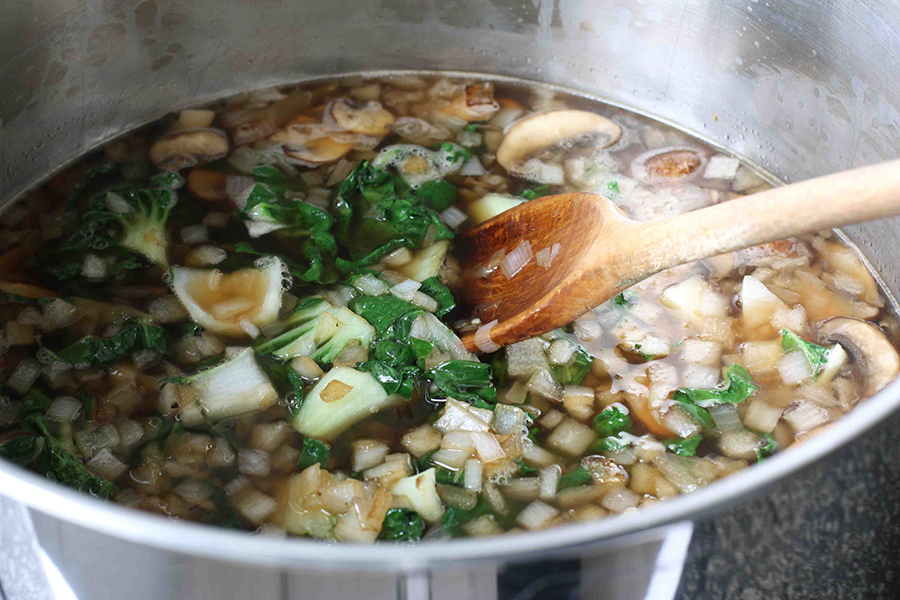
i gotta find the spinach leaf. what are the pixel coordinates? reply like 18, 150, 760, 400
558, 466, 592, 490
590, 435, 632, 453
297, 437, 330, 470
517, 459, 538, 477
21, 415, 114, 498
442, 496, 493, 534
613, 290, 638, 307
39, 318, 167, 368
349, 295, 424, 337
755, 432, 778, 462
780, 329, 831, 378
0, 435, 43, 465
551, 345, 594, 385
673, 364, 758, 408
520, 185, 551, 201
419, 276, 456, 319
662, 435, 703, 457
427, 361, 497, 406
592, 405, 632, 437
380, 508, 425, 541
208, 484, 243, 529
21, 388, 52, 415
331, 161, 452, 267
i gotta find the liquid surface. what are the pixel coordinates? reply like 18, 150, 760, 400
0, 74, 897, 542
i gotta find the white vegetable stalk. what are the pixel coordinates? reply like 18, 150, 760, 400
500, 241, 533, 279
474, 320, 500, 353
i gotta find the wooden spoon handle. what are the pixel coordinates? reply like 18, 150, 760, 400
622, 158, 900, 277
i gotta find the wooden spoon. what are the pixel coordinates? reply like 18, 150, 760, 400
457, 158, 900, 352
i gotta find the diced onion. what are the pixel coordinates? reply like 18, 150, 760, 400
382, 247, 414, 267
439, 206, 468, 229
464, 458, 483, 492
777, 351, 813, 385
390, 278, 421, 301
501, 380, 528, 404
43, 299, 81, 329
470, 432, 506, 463
441, 430, 475, 451
352, 274, 389, 296
47, 396, 82, 422
433, 399, 491, 433
707, 403, 743, 432
291, 356, 324, 380
539, 465, 561, 500
522, 441, 558, 467
681, 363, 720, 389
548, 338, 576, 366
500, 241, 533, 279
180, 224, 209, 246
474, 320, 500, 353
225, 175, 256, 209
600, 487, 641, 513
796, 383, 840, 408
534, 243, 562, 269
572, 313, 602, 341
351, 439, 390, 472
516, 500, 558, 530
459, 155, 487, 176
410, 291, 439, 312
783, 401, 829, 433
431, 448, 470, 470
237, 449, 271, 476
8, 358, 42, 394
527, 368, 564, 401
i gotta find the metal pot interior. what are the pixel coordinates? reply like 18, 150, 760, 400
1, 0, 900, 569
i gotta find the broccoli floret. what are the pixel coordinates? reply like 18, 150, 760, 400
52, 180, 179, 280
255, 296, 375, 366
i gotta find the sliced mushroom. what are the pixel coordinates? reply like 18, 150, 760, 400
817, 317, 900, 396
496, 110, 622, 183
222, 88, 313, 146
442, 83, 501, 122
328, 98, 395, 136
630, 146, 707, 186
149, 128, 229, 170
187, 170, 229, 202
170, 109, 216, 132
269, 116, 352, 165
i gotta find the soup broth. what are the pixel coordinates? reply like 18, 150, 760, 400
0, 74, 896, 542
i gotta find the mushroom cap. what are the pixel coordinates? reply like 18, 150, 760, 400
269, 116, 352, 165
630, 146, 707, 186
149, 128, 230, 170
817, 316, 900, 396
329, 98, 395, 137
496, 110, 622, 179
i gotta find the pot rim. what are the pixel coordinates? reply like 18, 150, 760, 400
1, 69, 898, 570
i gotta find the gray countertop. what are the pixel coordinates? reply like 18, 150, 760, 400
676, 410, 900, 599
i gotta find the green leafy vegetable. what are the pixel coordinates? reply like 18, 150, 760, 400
551, 345, 594, 385
613, 290, 638, 307
663, 435, 703, 457
20, 415, 114, 498
673, 364, 758, 408
521, 185, 551, 201
517, 459, 538, 477
558, 466, 592, 490
20, 388, 52, 415
427, 361, 497, 407
419, 276, 456, 319
38, 318, 167, 368
592, 406, 632, 437
780, 329, 830, 378
755, 432, 778, 462
297, 437, 330, 470
0, 436, 43, 465
442, 496, 493, 534
331, 161, 453, 271
51, 182, 178, 280
591, 435, 632, 453
380, 508, 425, 541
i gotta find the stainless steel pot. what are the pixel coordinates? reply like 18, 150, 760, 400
2, 1, 900, 598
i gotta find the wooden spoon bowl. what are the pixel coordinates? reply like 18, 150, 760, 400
457, 158, 900, 351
